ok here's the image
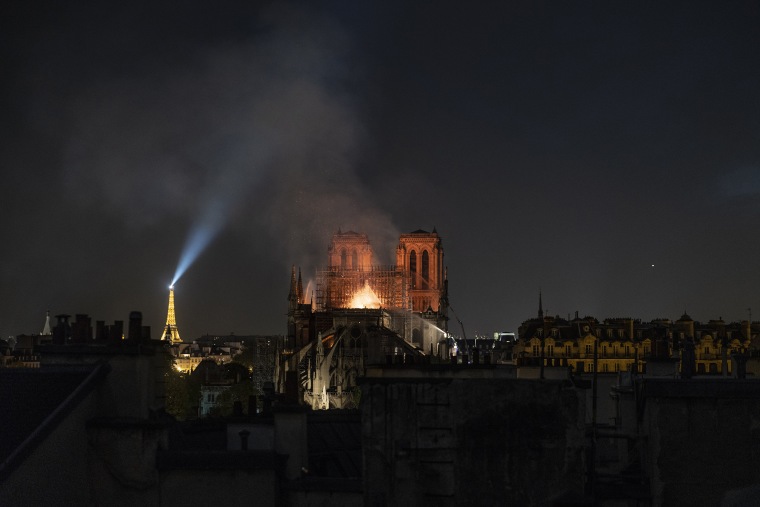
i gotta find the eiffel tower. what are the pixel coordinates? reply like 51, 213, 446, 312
160, 285, 182, 344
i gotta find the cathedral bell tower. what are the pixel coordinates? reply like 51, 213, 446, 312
396, 229, 445, 313
396, 229, 447, 353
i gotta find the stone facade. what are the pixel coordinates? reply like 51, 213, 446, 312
360, 369, 586, 506
636, 380, 760, 506
515, 311, 757, 377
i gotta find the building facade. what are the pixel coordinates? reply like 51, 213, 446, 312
513, 297, 758, 376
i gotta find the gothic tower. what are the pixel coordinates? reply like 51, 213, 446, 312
327, 230, 373, 269
396, 229, 447, 352
160, 286, 182, 344
396, 229, 445, 312
288, 265, 303, 312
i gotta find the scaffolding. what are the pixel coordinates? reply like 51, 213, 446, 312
316, 265, 410, 312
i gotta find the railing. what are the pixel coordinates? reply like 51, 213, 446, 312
533, 352, 641, 360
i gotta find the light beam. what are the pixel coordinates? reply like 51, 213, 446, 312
171, 198, 228, 286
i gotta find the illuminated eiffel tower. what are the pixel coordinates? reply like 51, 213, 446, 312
160, 285, 182, 344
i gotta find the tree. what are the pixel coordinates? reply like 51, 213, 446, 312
208, 380, 260, 417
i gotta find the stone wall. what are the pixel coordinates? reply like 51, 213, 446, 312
0, 387, 101, 506
639, 380, 760, 506
361, 377, 586, 507
160, 466, 277, 507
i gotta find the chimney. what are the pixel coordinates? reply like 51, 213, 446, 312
71, 314, 92, 343
110, 320, 124, 342
95, 320, 106, 341
53, 314, 71, 344
127, 311, 142, 342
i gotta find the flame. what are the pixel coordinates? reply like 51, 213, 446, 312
349, 281, 382, 309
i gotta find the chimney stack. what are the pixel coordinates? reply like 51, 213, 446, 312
127, 311, 142, 342
53, 314, 71, 344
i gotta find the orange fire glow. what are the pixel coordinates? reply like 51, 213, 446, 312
349, 281, 382, 309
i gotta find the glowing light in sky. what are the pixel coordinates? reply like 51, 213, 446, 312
171, 198, 227, 286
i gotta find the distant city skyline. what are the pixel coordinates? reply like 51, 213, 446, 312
2, 1, 759, 340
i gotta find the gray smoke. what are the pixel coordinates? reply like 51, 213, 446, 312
61, 2, 398, 277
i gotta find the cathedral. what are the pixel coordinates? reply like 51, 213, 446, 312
281, 229, 449, 409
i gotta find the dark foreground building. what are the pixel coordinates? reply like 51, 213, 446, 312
360, 365, 586, 506
4, 309, 760, 506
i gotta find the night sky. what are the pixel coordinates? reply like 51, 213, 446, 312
2, 1, 759, 341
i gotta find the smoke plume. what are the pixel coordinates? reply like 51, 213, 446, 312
61, 2, 398, 281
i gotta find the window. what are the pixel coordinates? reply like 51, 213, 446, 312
409, 251, 417, 288
352, 249, 358, 269
421, 250, 430, 289
532, 345, 540, 357
565, 345, 572, 357
340, 249, 347, 268
546, 345, 554, 357
585, 344, 593, 355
